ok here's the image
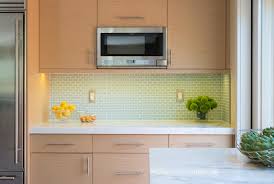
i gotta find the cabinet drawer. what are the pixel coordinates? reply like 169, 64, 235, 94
31, 135, 93, 153
93, 135, 168, 153
169, 135, 233, 148
93, 154, 148, 184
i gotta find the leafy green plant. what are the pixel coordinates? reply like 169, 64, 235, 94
186, 96, 218, 116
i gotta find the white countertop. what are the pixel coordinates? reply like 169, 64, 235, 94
150, 148, 274, 184
30, 120, 234, 134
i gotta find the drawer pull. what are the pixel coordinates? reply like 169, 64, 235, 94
0, 176, 15, 180
115, 171, 144, 176
184, 143, 215, 147
115, 143, 144, 147
116, 16, 145, 20
86, 157, 90, 176
46, 143, 75, 146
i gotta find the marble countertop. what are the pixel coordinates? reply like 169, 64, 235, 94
30, 120, 234, 134
150, 148, 274, 184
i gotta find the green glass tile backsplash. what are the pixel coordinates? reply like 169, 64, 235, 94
49, 73, 231, 122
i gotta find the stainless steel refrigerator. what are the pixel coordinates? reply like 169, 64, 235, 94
0, 1, 25, 184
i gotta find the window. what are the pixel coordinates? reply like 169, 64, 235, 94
252, 0, 274, 128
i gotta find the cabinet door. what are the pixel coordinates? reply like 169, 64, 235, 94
39, 0, 97, 70
168, 0, 226, 70
98, 0, 167, 26
93, 154, 149, 184
31, 154, 92, 184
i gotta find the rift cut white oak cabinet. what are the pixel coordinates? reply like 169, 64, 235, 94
30, 134, 233, 184
93, 135, 169, 153
169, 135, 234, 148
168, 0, 227, 70
39, 0, 97, 71
31, 154, 92, 184
98, 0, 167, 26
30, 135, 93, 184
93, 154, 149, 184
93, 135, 168, 184
37, 0, 230, 72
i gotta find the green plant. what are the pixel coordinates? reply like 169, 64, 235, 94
186, 96, 218, 114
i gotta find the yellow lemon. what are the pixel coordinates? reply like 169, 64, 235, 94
60, 101, 67, 107
55, 113, 63, 120
62, 111, 71, 117
68, 105, 76, 111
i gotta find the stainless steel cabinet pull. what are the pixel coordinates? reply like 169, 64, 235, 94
94, 48, 97, 66
46, 143, 75, 146
168, 49, 172, 66
86, 157, 90, 176
115, 171, 144, 176
116, 16, 145, 20
0, 176, 15, 180
184, 143, 215, 147
115, 143, 144, 147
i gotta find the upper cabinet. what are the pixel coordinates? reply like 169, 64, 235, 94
168, 0, 227, 70
39, 0, 97, 71
37, 0, 228, 72
98, 0, 167, 26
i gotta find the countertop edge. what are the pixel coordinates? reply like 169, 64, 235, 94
29, 127, 235, 135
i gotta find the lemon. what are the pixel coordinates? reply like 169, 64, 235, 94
60, 101, 67, 107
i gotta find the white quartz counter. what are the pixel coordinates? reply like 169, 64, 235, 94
30, 120, 234, 134
150, 148, 274, 184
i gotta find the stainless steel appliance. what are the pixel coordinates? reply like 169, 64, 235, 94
0, 1, 25, 184
97, 27, 167, 69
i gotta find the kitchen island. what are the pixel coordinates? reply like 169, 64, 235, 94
150, 148, 274, 184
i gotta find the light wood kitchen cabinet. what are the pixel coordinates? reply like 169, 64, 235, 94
31, 135, 93, 153
93, 153, 149, 184
93, 135, 169, 153
31, 153, 92, 184
168, 0, 227, 70
39, 0, 97, 71
169, 135, 233, 148
98, 0, 167, 26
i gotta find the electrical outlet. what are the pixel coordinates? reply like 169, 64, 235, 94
89, 90, 96, 103
176, 89, 184, 102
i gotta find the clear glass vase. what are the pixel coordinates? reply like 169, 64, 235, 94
197, 112, 207, 120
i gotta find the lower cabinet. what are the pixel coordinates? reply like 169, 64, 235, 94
93, 153, 149, 184
31, 153, 92, 184
30, 134, 233, 184
169, 135, 233, 148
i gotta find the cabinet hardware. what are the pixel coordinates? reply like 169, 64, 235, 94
46, 143, 75, 146
115, 171, 144, 176
86, 157, 90, 176
116, 16, 145, 20
0, 176, 15, 180
168, 49, 172, 66
114, 143, 144, 147
184, 143, 215, 147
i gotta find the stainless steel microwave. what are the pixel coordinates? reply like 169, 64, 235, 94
96, 27, 167, 69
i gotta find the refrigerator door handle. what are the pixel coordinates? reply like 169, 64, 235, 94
14, 15, 19, 165
0, 176, 16, 180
